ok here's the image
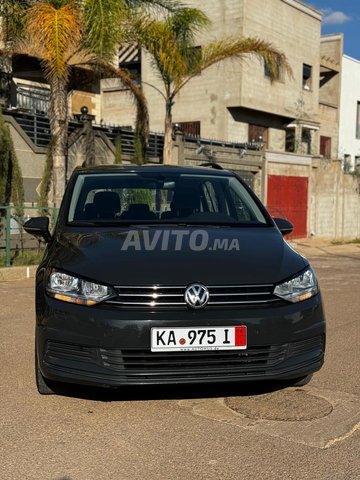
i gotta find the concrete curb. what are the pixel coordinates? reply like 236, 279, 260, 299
0, 265, 37, 282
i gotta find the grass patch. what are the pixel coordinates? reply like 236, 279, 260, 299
0, 251, 44, 267
331, 238, 360, 245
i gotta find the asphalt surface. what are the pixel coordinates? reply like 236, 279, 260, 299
1, 243, 360, 480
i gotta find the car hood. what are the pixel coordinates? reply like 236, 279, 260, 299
49, 226, 307, 286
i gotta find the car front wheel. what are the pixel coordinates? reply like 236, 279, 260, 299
290, 373, 313, 387
35, 346, 57, 395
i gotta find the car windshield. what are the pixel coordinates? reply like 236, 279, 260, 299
67, 172, 268, 226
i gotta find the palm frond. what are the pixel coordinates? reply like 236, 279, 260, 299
0, 0, 30, 47
130, 14, 189, 86
166, 8, 210, 48
26, 1, 82, 81
197, 37, 291, 80
83, 0, 128, 61
82, 60, 150, 143
126, 0, 185, 13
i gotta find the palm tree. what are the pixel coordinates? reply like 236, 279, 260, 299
134, 9, 292, 164
23, 1, 82, 208
0, 0, 181, 206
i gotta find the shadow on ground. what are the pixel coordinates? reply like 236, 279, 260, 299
52, 379, 294, 403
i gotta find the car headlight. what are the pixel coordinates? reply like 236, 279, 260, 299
47, 271, 114, 306
273, 268, 318, 303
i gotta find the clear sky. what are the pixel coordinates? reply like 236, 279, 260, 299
309, 1, 360, 59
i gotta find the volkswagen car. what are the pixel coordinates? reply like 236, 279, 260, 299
24, 164, 325, 394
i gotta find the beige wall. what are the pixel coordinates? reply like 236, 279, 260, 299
5, 117, 46, 204
70, 91, 101, 121
240, 0, 320, 121
318, 104, 339, 158
101, 0, 322, 148
100, 78, 136, 126
318, 35, 343, 159
310, 159, 360, 239
265, 152, 360, 239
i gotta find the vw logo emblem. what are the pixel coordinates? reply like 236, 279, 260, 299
184, 283, 210, 309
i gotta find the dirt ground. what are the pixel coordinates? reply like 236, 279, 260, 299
290, 238, 360, 258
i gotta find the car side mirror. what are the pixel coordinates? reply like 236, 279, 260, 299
23, 217, 52, 243
273, 217, 293, 236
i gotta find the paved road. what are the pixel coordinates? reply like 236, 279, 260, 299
1, 246, 360, 480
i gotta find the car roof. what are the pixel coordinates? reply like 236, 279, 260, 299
73, 164, 235, 177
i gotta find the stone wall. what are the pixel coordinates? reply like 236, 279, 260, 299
100, 0, 322, 147
5, 115, 46, 204
5, 115, 120, 204
310, 159, 360, 239
66, 129, 117, 176
319, 35, 342, 159
173, 134, 264, 197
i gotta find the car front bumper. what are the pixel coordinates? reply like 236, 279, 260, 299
36, 294, 326, 387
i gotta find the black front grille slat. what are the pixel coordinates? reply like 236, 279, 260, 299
288, 336, 324, 357
99, 346, 287, 374
44, 338, 323, 382
45, 341, 97, 364
109, 284, 278, 309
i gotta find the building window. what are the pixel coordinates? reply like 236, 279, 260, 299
119, 45, 141, 84
286, 126, 314, 154
301, 128, 312, 155
320, 136, 331, 159
248, 124, 268, 148
343, 154, 352, 172
356, 101, 360, 139
302, 64, 312, 91
354, 156, 360, 172
285, 127, 296, 152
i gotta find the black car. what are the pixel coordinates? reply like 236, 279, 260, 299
24, 164, 325, 394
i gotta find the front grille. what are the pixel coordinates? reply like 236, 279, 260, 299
44, 336, 324, 383
45, 341, 98, 365
288, 335, 325, 357
99, 345, 287, 378
107, 284, 279, 309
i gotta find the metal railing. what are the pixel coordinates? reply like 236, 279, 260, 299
0, 206, 58, 268
5, 109, 165, 159
93, 124, 164, 159
5, 108, 262, 164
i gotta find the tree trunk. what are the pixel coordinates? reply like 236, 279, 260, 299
163, 106, 173, 164
48, 77, 68, 207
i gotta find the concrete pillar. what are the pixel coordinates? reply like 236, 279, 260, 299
172, 131, 185, 165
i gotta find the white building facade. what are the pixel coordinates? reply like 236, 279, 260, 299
339, 55, 360, 171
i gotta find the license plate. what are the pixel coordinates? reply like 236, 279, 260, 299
151, 326, 247, 352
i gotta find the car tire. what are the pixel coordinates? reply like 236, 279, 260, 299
290, 373, 313, 387
35, 348, 56, 395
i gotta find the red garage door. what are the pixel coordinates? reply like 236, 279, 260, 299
267, 175, 308, 239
